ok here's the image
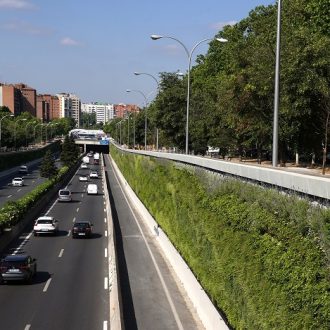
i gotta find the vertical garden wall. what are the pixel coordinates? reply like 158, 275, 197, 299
111, 146, 330, 329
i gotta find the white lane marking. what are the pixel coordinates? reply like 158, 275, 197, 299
32, 180, 35, 183
43, 278, 52, 292
104, 277, 108, 290
46, 198, 58, 215
67, 230, 71, 237
72, 217, 76, 223
105, 230, 107, 237
104, 208, 106, 212
58, 249, 64, 258
7, 195, 12, 198
76, 207, 79, 212
103, 321, 108, 330
81, 193, 84, 198
104, 217, 107, 223
17, 188, 22, 192
24, 325, 31, 330
105, 248, 107, 258
111, 158, 184, 330
13, 232, 33, 255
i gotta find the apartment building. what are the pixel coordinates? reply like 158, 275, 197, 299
37, 94, 60, 121
0, 84, 21, 115
14, 83, 36, 117
57, 93, 81, 125
81, 102, 114, 124
114, 103, 139, 118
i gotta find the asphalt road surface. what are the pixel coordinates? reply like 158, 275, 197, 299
0, 162, 109, 330
104, 155, 204, 330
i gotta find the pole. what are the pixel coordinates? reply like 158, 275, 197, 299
272, 0, 282, 167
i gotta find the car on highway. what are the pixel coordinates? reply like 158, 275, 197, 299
79, 174, 88, 182
19, 165, 28, 174
87, 183, 98, 195
89, 171, 99, 179
12, 177, 24, 186
33, 216, 59, 236
72, 221, 93, 238
58, 189, 72, 202
81, 163, 88, 169
0, 254, 37, 283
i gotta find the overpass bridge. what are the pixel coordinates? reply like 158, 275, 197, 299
74, 138, 110, 154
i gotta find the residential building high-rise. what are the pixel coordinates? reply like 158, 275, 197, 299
114, 103, 139, 118
14, 83, 36, 117
56, 93, 81, 125
81, 102, 115, 124
0, 84, 21, 115
37, 94, 60, 121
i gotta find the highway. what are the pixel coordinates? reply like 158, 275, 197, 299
104, 155, 204, 330
0, 161, 109, 330
0, 156, 61, 208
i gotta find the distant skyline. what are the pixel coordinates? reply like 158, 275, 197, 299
0, 0, 275, 106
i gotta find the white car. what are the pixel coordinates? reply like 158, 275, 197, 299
79, 174, 88, 182
12, 177, 24, 186
87, 184, 98, 195
19, 165, 28, 174
81, 163, 88, 169
33, 216, 59, 236
89, 171, 99, 179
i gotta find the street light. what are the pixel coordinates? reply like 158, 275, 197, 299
134, 72, 160, 150
272, 0, 282, 167
25, 121, 37, 147
126, 89, 148, 150
151, 34, 228, 154
0, 114, 14, 149
34, 123, 42, 144
14, 118, 27, 149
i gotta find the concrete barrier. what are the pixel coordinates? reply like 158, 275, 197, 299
110, 155, 229, 330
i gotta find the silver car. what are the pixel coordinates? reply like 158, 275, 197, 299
58, 189, 72, 202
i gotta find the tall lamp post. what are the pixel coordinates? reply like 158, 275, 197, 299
126, 89, 148, 150
34, 123, 42, 145
0, 114, 14, 149
272, 0, 282, 167
151, 34, 228, 154
134, 72, 160, 150
14, 118, 27, 149
25, 121, 37, 147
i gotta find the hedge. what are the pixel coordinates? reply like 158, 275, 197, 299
111, 146, 330, 330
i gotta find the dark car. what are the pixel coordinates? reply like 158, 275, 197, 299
0, 255, 37, 283
72, 221, 93, 238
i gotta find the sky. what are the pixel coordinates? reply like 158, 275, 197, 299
0, 0, 275, 106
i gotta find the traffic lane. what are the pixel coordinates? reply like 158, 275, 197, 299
0, 166, 108, 329
105, 155, 204, 330
0, 166, 48, 207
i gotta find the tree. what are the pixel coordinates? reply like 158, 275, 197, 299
60, 135, 79, 166
40, 150, 58, 179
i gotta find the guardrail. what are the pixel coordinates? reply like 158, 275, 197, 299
114, 144, 330, 202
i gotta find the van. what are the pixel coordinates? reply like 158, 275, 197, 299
19, 165, 28, 174
87, 184, 98, 195
58, 189, 72, 202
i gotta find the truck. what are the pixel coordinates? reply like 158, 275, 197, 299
83, 156, 90, 164
93, 153, 100, 165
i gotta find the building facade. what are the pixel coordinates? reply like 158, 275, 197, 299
37, 94, 60, 121
81, 102, 115, 124
114, 103, 139, 118
57, 93, 81, 125
14, 83, 36, 117
0, 84, 21, 115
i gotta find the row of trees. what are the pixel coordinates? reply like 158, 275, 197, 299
104, 0, 330, 164
0, 106, 76, 150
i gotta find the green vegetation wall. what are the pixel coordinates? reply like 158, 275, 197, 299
111, 146, 330, 330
